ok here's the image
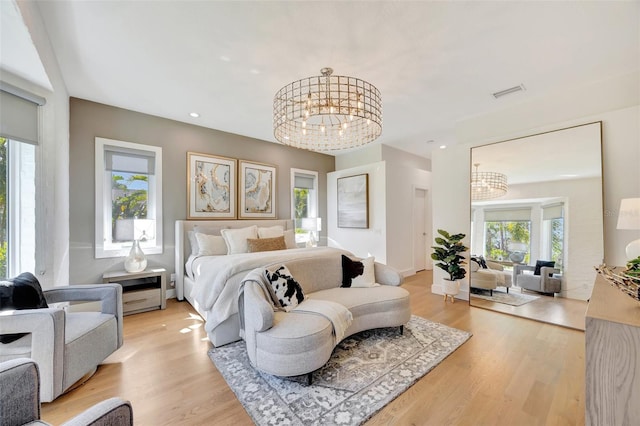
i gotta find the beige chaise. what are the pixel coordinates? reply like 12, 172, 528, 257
240, 254, 410, 383
470, 260, 513, 295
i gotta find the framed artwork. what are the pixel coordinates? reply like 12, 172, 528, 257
187, 152, 236, 219
239, 160, 277, 219
337, 174, 369, 228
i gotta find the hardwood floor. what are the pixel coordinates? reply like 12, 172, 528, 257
470, 289, 589, 331
42, 271, 585, 425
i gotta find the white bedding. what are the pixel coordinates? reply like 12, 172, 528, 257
192, 246, 347, 334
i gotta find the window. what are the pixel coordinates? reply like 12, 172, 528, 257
0, 137, 36, 278
95, 137, 162, 258
290, 169, 319, 245
0, 83, 44, 278
484, 208, 531, 263
542, 203, 564, 269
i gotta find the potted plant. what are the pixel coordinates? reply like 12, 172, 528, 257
431, 229, 469, 302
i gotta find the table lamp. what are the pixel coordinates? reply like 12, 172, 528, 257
617, 198, 640, 260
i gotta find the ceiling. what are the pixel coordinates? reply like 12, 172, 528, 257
4, 1, 640, 158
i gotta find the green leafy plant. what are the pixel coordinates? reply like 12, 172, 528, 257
431, 229, 469, 281
625, 256, 640, 278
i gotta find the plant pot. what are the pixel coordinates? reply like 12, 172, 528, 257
443, 279, 460, 303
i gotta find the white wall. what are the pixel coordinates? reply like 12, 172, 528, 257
10, 2, 70, 288
433, 72, 640, 301
327, 161, 387, 263
382, 145, 432, 275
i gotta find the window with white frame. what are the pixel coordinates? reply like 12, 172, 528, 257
95, 137, 163, 258
0, 84, 44, 278
541, 203, 565, 270
290, 168, 319, 246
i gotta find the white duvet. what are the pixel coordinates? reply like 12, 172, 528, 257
192, 247, 346, 333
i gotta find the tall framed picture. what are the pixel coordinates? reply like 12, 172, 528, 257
337, 174, 369, 228
187, 152, 236, 219
239, 160, 277, 219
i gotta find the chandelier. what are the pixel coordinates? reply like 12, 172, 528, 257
471, 163, 508, 200
273, 67, 382, 152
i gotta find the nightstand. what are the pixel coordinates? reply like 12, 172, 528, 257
102, 268, 167, 315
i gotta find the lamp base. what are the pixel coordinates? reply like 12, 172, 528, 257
626, 239, 640, 261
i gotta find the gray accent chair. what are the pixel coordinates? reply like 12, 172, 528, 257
514, 264, 562, 294
0, 358, 132, 426
0, 284, 123, 402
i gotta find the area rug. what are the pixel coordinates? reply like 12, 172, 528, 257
208, 315, 471, 426
471, 289, 539, 306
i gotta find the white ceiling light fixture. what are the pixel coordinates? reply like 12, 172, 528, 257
189, 112, 200, 118
471, 163, 508, 200
273, 67, 382, 152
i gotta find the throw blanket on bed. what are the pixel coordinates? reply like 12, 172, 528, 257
194, 246, 349, 334
238, 270, 353, 344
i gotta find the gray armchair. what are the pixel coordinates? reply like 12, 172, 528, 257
514, 264, 562, 294
0, 284, 123, 402
0, 358, 132, 426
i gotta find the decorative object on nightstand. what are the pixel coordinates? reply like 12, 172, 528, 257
431, 229, 468, 303
617, 198, 640, 260
124, 239, 147, 273
103, 268, 166, 315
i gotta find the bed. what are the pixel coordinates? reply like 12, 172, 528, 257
175, 219, 347, 346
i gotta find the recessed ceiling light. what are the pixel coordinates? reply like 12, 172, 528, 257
439, 145, 447, 149
189, 112, 200, 118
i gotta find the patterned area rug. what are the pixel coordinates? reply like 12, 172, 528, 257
471, 289, 539, 306
208, 315, 471, 426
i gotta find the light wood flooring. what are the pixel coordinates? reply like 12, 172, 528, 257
470, 288, 589, 331
42, 271, 586, 425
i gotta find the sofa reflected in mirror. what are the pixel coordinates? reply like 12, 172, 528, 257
469, 257, 512, 296
514, 261, 562, 295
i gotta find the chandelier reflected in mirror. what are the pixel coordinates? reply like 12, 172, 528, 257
471, 163, 508, 200
273, 67, 382, 152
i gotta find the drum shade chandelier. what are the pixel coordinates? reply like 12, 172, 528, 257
273, 67, 382, 152
471, 163, 508, 200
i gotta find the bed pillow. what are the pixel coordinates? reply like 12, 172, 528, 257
194, 233, 228, 256
246, 236, 286, 253
534, 260, 555, 276
0, 272, 49, 344
188, 226, 226, 256
258, 225, 284, 239
284, 229, 297, 249
221, 225, 258, 254
264, 265, 305, 311
341, 255, 377, 288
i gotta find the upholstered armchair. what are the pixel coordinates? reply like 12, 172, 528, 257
0, 358, 132, 426
0, 284, 123, 402
514, 263, 562, 294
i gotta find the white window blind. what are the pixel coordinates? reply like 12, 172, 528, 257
105, 146, 156, 174
0, 82, 46, 145
484, 208, 531, 222
294, 173, 315, 189
543, 203, 564, 220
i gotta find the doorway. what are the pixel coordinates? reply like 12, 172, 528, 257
413, 187, 431, 272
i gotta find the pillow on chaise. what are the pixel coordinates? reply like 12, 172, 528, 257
0, 272, 49, 344
264, 265, 305, 311
341, 255, 378, 288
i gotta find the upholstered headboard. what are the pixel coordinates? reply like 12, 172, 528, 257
174, 219, 294, 300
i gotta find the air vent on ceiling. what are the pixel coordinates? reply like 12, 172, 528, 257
492, 84, 526, 99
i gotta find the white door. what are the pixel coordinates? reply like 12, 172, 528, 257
413, 188, 429, 271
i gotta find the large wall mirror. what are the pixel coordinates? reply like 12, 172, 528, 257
468, 122, 603, 329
